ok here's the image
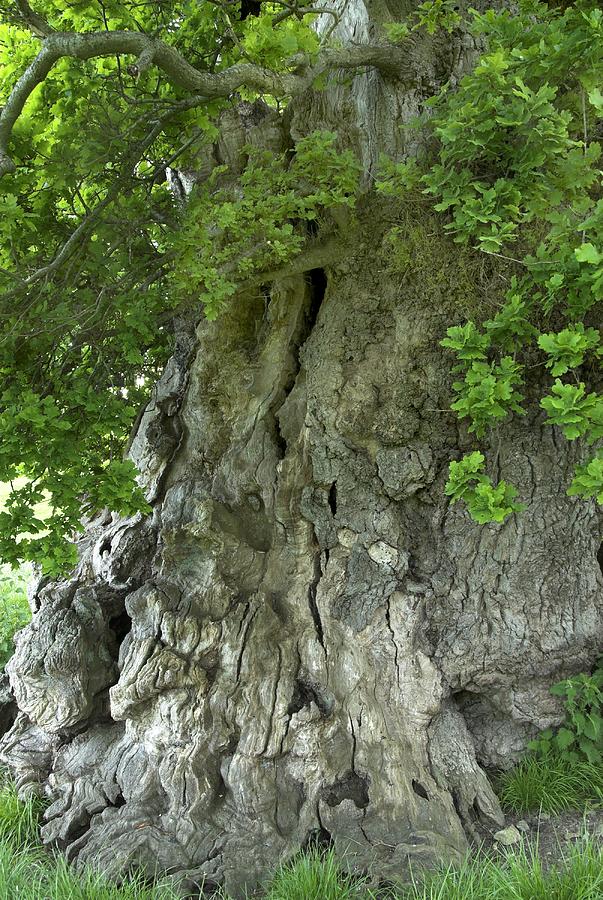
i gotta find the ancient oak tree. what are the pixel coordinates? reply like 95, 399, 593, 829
0, 0, 602, 896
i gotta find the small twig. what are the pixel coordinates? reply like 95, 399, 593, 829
147, 128, 204, 185
480, 249, 527, 265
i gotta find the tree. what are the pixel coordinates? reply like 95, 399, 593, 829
0, 0, 602, 896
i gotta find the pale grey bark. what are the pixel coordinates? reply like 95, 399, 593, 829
0, 26, 420, 178
1, 2, 602, 898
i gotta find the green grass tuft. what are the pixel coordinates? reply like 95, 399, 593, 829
42, 856, 182, 899
0, 777, 182, 898
263, 847, 367, 899
497, 753, 603, 814
393, 839, 603, 900
0, 837, 183, 899
0, 838, 48, 896
0, 779, 43, 847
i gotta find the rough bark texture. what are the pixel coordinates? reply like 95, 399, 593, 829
1, 2, 602, 897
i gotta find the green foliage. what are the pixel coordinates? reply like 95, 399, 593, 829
241, 13, 319, 66
413, 0, 461, 34
568, 452, 603, 504
0, 566, 30, 670
440, 322, 491, 362
540, 381, 603, 442
439, 297, 529, 522
2, 0, 603, 564
0, 0, 199, 570
450, 357, 525, 437
529, 662, 603, 765
497, 752, 603, 814
483, 290, 538, 352
379, 0, 603, 524
382, 22, 412, 43
0, 2, 351, 572
500, 663, 603, 819
172, 132, 360, 319
437, 327, 585, 531
526, 201, 603, 319
538, 324, 601, 377
384, 0, 461, 41
445, 452, 523, 524
422, 74, 592, 253
0, 383, 152, 574
375, 158, 422, 196
417, 1, 603, 251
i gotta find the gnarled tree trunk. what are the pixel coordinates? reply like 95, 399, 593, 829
1, 2, 602, 897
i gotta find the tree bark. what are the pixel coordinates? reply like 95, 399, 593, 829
1, 2, 602, 897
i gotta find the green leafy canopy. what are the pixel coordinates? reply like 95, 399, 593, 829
379, 0, 603, 526
0, 1, 358, 572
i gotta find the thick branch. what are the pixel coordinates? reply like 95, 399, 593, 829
0, 29, 417, 177
10, 0, 54, 37
243, 236, 342, 288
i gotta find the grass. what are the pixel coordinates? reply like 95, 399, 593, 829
497, 753, 603, 815
261, 847, 368, 899
0, 781, 182, 899
0, 779, 602, 900
0, 842, 182, 899
0, 780, 42, 846
391, 839, 603, 900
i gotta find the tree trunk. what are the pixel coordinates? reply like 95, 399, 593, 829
2, 2, 602, 897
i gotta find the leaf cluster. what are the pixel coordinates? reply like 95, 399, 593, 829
172, 132, 360, 319
418, 1, 603, 249
384, 0, 462, 42
380, 0, 603, 525
529, 661, 603, 765
445, 451, 523, 523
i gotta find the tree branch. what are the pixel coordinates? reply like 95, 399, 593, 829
7, 96, 205, 295
11, 0, 54, 37
0, 28, 417, 177
242, 236, 342, 289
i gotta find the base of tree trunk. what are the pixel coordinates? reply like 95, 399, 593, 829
1, 200, 601, 896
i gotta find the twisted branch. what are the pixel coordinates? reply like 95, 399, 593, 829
0, 28, 417, 177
